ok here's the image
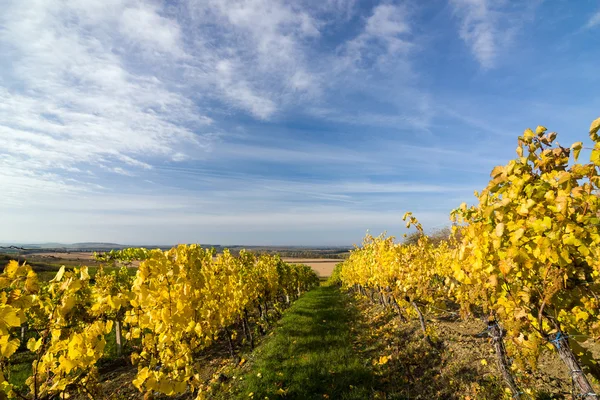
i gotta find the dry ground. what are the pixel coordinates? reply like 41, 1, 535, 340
344, 293, 600, 399
282, 258, 340, 277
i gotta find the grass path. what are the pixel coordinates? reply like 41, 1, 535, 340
231, 285, 375, 400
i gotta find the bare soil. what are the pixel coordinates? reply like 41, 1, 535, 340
348, 293, 600, 399
282, 258, 340, 277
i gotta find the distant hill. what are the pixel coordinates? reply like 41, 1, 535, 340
0, 242, 130, 253
0, 242, 352, 258
70, 242, 125, 248
22, 243, 125, 249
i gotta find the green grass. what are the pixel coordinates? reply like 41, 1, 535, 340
230, 285, 375, 400
8, 350, 35, 392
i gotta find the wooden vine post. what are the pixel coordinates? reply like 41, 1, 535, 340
115, 319, 123, 357
243, 308, 254, 348
548, 332, 597, 398
224, 327, 239, 363
389, 295, 407, 322
487, 321, 521, 398
410, 299, 433, 346
410, 300, 427, 335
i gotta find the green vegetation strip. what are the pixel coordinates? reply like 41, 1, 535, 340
232, 285, 374, 399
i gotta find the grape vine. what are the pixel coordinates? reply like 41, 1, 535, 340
338, 118, 600, 398
0, 246, 319, 399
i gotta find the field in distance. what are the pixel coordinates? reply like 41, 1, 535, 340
9, 250, 344, 277
282, 258, 340, 277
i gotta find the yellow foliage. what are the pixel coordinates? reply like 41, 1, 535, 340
338, 118, 600, 376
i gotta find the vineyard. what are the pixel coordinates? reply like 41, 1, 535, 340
3, 118, 600, 399
0, 246, 319, 399
334, 118, 600, 398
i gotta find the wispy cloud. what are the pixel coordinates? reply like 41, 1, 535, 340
585, 9, 600, 29
120, 3, 185, 56
449, 0, 539, 69
0, 1, 213, 180
450, 0, 497, 68
2, 0, 594, 245
338, 3, 413, 71
313, 3, 432, 131
182, 0, 323, 118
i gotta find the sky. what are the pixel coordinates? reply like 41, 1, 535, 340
1, 0, 600, 246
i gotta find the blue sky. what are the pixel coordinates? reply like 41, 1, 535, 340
1, 0, 600, 246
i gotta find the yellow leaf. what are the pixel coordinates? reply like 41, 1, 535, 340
4, 261, 19, 277
495, 223, 505, 238
523, 128, 535, 140
571, 142, 583, 161
516, 146, 523, 157
105, 320, 114, 334
158, 379, 175, 395
590, 117, 600, 141
377, 355, 390, 365
58, 355, 78, 373
591, 144, 600, 166
27, 337, 42, 352
575, 310, 589, 322
0, 305, 22, 331
60, 296, 77, 315
535, 125, 547, 136
490, 166, 504, 178
25, 271, 39, 292
52, 266, 66, 282
132, 367, 150, 389
0, 336, 19, 358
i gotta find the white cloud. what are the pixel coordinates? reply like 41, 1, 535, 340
180, 0, 322, 118
365, 4, 410, 38
318, 3, 432, 130
0, 0, 474, 245
339, 4, 413, 69
586, 10, 600, 29
450, 0, 496, 68
449, 0, 540, 69
0, 0, 325, 192
0, 0, 428, 194
119, 4, 184, 55
213, 60, 277, 119
0, 0, 212, 179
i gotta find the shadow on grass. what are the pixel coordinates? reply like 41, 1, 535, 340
236, 286, 375, 400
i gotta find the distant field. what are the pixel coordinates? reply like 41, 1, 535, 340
27, 251, 98, 262
283, 258, 340, 277
14, 252, 341, 278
